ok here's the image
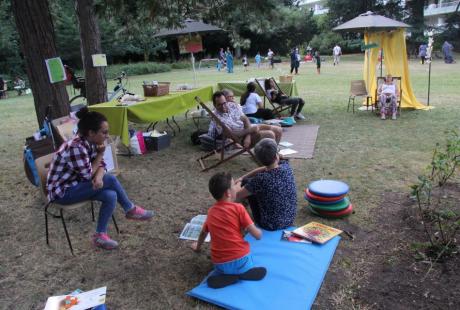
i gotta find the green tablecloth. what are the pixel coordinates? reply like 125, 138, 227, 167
216, 81, 299, 97
89, 86, 213, 146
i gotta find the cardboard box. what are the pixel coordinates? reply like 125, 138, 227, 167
279, 75, 293, 83
144, 134, 171, 151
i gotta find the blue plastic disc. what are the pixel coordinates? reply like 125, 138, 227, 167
308, 180, 349, 197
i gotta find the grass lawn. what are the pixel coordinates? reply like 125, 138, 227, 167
0, 55, 459, 309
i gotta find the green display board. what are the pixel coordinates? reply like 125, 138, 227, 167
45, 57, 66, 83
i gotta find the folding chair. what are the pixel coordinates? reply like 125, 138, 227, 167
255, 78, 292, 117
194, 96, 259, 172
374, 76, 403, 117
348, 80, 372, 113
35, 153, 119, 255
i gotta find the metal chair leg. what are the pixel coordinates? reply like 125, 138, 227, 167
45, 203, 50, 245
91, 201, 95, 222
347, 97, 351, 112
60, 209, 74, 256
112, 215, 120, 234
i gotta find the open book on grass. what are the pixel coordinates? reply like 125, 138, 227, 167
179, 215, 211, 242
291, 222, 342, 244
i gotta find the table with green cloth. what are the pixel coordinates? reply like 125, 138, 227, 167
216, 80, 299, 97
89, 86, 213, 146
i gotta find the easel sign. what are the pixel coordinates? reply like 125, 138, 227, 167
92, 54, 107, 67
45, 57, 66, 83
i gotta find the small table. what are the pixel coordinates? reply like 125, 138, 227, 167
89, 86, 213, 146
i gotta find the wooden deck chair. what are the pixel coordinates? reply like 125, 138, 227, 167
36, 153, 119, 255
194, 96, 259, 172
348, 80, 372, 113
374, 76, 403, 117
255, 77, 292, 117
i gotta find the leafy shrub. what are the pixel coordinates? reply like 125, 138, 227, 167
309, 31, 343, 54
171, 61, 192, 70
410, 129, 460, 259
105, 62, 171, 79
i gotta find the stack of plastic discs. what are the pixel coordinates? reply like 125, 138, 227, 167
304, 180, 353, 218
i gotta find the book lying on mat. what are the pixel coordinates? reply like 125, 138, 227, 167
281, 230, 312, 244
179, 215, 211, 242
279, 148, 298, 156
291, 222, 342, 244
279, 141, 293, 148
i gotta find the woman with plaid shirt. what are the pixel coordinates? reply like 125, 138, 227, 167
46, 107, 154, 250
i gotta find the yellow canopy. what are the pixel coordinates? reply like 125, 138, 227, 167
364, 29, 429, 110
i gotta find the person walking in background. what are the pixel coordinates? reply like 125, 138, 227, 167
267, 48, 275, 69
226, 47, 234, 73
242, 54, 249, 71
442, 41, 454, 64
333, 44, 342, 66
419, 43, 427, 64
290, 48, 299, 75
255, 52, 262, 68
219, 47, 226, 70
314, 51, 321, 74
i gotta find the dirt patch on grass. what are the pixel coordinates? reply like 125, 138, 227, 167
325, 186, 460, 310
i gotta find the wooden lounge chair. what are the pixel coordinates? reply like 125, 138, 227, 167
194, 96, 259, 172
255, 77, 292, 117
348, 80, 372, 113
374, 76, 403, 117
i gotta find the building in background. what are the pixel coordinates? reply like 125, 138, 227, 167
424, 0, 460, 29
297, 0, 329, 15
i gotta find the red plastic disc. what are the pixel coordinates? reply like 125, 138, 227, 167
305, 189, 346, 202
310, 203, 354, 217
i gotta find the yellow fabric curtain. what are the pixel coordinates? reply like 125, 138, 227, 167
364, 29, 429, 110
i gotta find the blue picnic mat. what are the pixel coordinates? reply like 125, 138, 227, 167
187, 228, 340, 310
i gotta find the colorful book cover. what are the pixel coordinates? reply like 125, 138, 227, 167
281, 230, 311, 244
292, 222, 342, 244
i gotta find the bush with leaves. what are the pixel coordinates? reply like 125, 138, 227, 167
105, 62, 171, 79
410, 129, 460, 259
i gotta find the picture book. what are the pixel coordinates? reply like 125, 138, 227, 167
281, 230, 311, 244
44, 286, 106, 310
292, 222, 342, 244
179, 215, 211, 242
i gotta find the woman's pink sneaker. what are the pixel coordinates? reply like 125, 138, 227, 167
126, 205, 154, 220
92, 233, 118, 250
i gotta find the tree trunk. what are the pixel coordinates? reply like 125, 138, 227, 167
12, 0, 70, 126
75, 0, 107, 105
144, 51, 149, 62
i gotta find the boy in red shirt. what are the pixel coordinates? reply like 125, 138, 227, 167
192, 172, 264, 287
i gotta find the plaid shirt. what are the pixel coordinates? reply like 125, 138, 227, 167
208, 102, 245, 138
46, 136, 105, 201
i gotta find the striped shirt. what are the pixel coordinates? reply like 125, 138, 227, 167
46, 136, 105, 201
208, 102, 245, 138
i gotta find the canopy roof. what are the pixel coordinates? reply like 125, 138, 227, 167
333, 11, 410, 32
154, 19, 223, 38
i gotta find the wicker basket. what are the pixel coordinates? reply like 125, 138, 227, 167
143, 82, 170, 97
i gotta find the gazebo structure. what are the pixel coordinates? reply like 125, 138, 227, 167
154, 19, 223, 87
334, 11, 428, 110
